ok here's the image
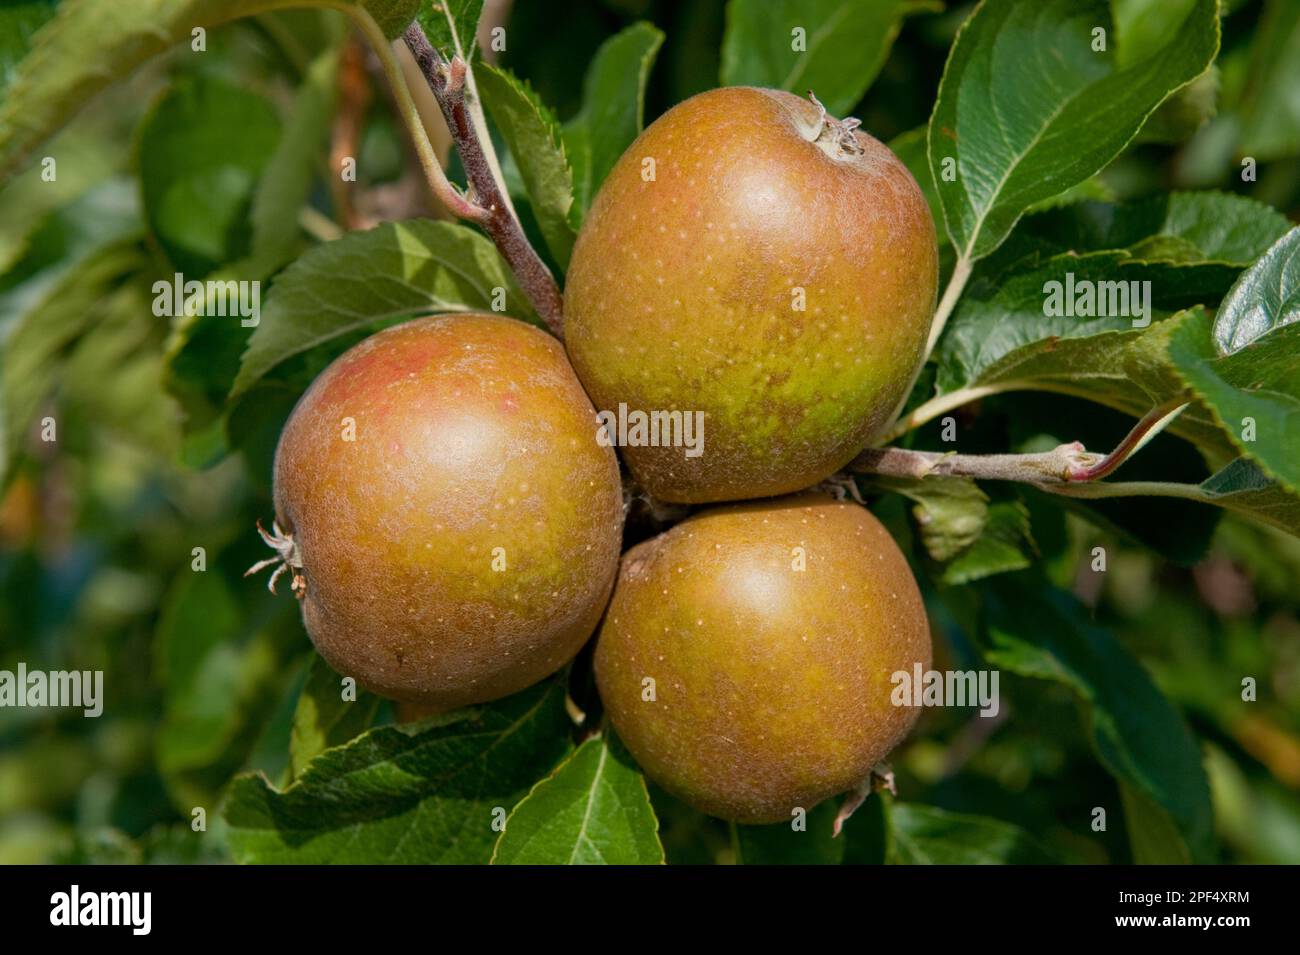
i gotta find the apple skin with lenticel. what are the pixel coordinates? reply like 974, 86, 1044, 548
593, 493, 931, 823
563, 86, 938, 504
263, 313, 624, 710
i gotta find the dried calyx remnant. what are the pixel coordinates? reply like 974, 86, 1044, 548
801, 90, 865, 159
245, 519, 306, 598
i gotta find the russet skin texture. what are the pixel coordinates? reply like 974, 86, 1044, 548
565, 86, 938, 504
594, 493, 931, 823
273, 313, 624, 709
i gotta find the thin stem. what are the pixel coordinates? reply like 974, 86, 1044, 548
927, 254, 974, 356
347, 8, 486, 223
402, 22, 565, 339
1038, 480, 1213, 502
878, 383, 1010, 443
881, 254, 975, 436
1068, 398, 1188, 481
299, 206, 344, 242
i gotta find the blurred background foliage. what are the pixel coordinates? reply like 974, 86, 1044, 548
1, 0, 1298, 864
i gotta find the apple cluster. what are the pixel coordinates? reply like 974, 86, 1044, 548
263, 87, 937, 824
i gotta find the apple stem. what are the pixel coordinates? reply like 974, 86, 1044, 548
402, 23, 566, 339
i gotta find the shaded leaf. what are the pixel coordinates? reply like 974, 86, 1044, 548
0, 0, 56, 96
733, 801, 843, 865
289, 654, 381, 780
0, 0, 416, 180
866, 475, 989, 562
720, 0, 933, 117
889, 803, 1052, 864
980, 575, 1214, 863
562, 22, 664, 220
492, 733, 663, 864
138, 74, 282, 277
155, 541, 302, 809
1195, 457, 1300, 537
231, 219, 531, 395
941, 499, 1033, 585
225, 680, 571, 863
1, 239, 145, 484
1237, 0, 1300, 161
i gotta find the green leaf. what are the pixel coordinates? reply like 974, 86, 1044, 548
0, 0, 416, 181
562, 22, 664, 220
839, 792, 888, 864
59, 280, 181, 457
231, 219, 531, 395
163, 34, 344, 445
138, 74, 282, 277
867, 475, 990, 562
935, 192, 1294, 403
720, 0, 933, 117
155, 541, 303, 809
980, 575, 1214, 863
1237, 0, 1300, 162
1212, 225, 1300, 353
290, 655, 381, 780
1195, 457, 1300, 537
1170, 316, 1300, 493
245, 30, 343, 272
941, 499, 1033, 585
937, 275, 1237, 461
0, 177, 140, 328
733, 801, 844, 864
0, 238, 145, 485
862, 477, 1034, 583
929, 0, 1219, 260
491, 733, 664, 864
225, 680, 572, 863
0, 0, 56, 96
1119, 780, 1198, 865
415, 0, 483, 58
477, 63, 577, 268
0, 87, 141, 275
1010, 192, 1291, 273
888, 803, 1052, 864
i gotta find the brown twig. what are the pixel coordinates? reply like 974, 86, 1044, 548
402, 22, 565, 339
850, 442, 1104, 485
855, 395, 1190, 491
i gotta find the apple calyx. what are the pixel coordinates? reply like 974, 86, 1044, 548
803, 90, 865, 160
245, 519, 306, 598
